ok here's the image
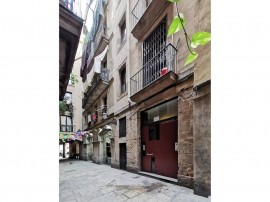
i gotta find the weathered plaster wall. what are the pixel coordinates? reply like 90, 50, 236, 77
194, 0, 211, 86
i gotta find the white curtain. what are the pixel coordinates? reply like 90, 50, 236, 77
93, 45, 108, 73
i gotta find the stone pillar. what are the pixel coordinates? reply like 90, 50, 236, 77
178, 87, 194, 189
88, 137, 93, 161
193, 84, 211, 197
98, 135, 106, 164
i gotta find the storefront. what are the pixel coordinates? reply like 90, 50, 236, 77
141, 98, 178, 178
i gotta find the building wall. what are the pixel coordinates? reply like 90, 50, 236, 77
127, 0, 211, 197
66, 42, 84, 132
80, 0, 211, 197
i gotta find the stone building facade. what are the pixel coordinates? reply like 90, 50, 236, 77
80, 0, 210, 198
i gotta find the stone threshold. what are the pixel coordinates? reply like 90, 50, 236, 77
139, 171, 178, 184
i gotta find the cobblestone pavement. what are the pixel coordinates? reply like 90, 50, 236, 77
59, 159, 211, 202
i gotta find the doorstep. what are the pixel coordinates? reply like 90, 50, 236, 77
139, 171, 178, 184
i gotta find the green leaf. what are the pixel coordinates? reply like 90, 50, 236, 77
167, 14, 186, 36
191, 32, 211, 48
185, 52, 198, 66
167, 0, 181, 2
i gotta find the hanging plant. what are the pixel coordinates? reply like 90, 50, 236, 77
70, 73, 79, 86
167, 0, 211, 65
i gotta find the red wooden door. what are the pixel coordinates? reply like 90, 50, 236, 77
155, 118, 178, 178
141, 126, 156, 173
141, 118, 178, 178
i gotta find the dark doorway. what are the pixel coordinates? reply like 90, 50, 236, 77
119, 143, 127, 170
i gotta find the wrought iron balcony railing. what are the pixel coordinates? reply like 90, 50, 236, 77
82, 68, 109, 107
60, 0, 82, 18
131, 0, 153, 29
130, 43, 177, 96
86, 24, 109, 68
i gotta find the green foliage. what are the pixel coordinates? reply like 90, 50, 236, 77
59, 101, 67, 113
185, 52, 198, 65
70, 73, 79, 86
59, 101, 74, 116
191, 32, 211, 48
168, 14, 186, 36
167, 1, 211, 66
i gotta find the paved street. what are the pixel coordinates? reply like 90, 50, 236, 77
59, 159, 211, 202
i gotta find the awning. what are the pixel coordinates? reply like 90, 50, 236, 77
59, 131, 89, 142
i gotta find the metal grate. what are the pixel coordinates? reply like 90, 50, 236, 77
142, 18, 167, 87
130, 18, 177, 97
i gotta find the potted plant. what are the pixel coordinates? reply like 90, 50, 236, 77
160, 67, 168, 76
59, 101, 67, 115
59, 101, 74, 116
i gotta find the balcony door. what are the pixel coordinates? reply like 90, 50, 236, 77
142, 17, 167, 88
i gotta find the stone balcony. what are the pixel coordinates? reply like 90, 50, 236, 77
131, 0, 169, 40
59, 1, 83, 100
86, 24, 109, 73
82, 68, 109, 109
130, 43, 178, 103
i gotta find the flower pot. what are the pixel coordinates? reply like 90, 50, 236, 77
64, 111, 71, 116
160, 67, 168, 76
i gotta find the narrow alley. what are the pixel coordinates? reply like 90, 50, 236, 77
60, 160, 210, 202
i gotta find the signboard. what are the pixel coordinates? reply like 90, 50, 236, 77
153, 116, 159, 122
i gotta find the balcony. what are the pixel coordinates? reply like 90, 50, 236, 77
86, 24, 109, 73
82, 68, 109, 109
59, 0, 82, 18
130, 43, 178, 102
131, 0, 169, 40
59, 1, 83, 100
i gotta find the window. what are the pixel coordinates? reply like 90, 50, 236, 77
64, 92, 72, 104
142, 18, 167, 87
60, 116, 73, 132
120, 19, 126, 45
120, 66, 126, 94
119, 117, 126, 137
149, 123, 159, 140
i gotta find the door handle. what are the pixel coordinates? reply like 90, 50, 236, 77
147, 153, 153, 156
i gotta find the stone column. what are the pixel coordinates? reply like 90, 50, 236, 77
193, 84, 211, 197
178, 87, 194, 189
98, 135, 105, 164
89, 137, 93, 161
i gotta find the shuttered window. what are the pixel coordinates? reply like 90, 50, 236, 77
119, 117, 126, 137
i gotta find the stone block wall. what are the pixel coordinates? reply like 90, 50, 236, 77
193, 84, 211, 197
126, 111, 140, 172
177, 86, 194, 189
